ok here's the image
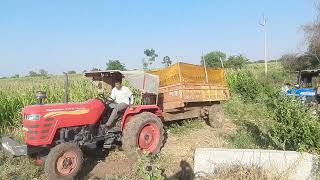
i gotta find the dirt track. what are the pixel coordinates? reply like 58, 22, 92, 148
77, 120, 236, 180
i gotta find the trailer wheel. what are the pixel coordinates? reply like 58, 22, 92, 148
208, 104, 225, 128
45, 143, 83, 180
122, 112, 165, 156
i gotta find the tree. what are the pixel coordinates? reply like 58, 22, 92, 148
10, 74, 19, 78
28, 71, 38, 77
303, 2, 320, 58
28, 69, 49, 77
142, 60, 149, 71
39, 69, 48, 76
201, 51, 226, 68
279, 3, 320, 72
143, 48, 158, 70
67, 70, 77, 74
106, 59, 126, 71
280, 53, 319, 71
162, 56, 172, 67
91, 68, 101, 71
224, 54, 249, 69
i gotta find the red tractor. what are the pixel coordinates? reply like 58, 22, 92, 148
1, 71, 165, 179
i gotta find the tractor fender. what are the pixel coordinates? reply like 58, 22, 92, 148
120, 105, 162, 130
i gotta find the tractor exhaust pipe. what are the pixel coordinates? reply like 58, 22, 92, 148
35, 91, 47, 105
64, 73, 69, 103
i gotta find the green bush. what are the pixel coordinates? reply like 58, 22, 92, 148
226, 69, 320, 152
268, 95, 320, 151
136, 153, 165, 180
227, 71, 262, 102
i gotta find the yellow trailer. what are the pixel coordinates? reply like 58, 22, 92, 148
149, 62, 230, 127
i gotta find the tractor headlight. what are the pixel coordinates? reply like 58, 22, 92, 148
25, 114, 41, 121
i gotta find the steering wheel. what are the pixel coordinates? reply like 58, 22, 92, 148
98, 93, 115, 104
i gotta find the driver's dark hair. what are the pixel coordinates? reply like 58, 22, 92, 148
115, 79, 122, 84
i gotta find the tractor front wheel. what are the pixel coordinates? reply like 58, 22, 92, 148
122, 112, 165, 156
45, 143, 83, 180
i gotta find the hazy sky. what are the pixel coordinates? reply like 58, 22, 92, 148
0, 0, 317, 77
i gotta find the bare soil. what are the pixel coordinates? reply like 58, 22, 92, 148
80, 119, 236, 180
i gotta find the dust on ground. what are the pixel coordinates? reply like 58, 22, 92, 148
81, 119, 236, 180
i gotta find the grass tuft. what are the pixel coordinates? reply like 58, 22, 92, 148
165, 118, 204, 135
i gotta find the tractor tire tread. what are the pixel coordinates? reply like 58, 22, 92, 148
45, 143, 83, 180
208, 104, 225, 128
122, 112, 165, 157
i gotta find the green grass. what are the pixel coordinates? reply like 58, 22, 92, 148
226, 130, 259, 149
0, 127, 42, 179
223, 95, 272, 149
0, 150, 42, 180
165, 118, 204, 136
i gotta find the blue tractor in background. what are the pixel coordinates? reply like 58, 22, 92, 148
287, 69, 320, 105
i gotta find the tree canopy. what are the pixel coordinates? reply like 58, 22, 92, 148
225, 54, 249, 69
67, 70, 77, 74
280, 53, 319, 71
281, 4, 320, 72
201, 51, 226, 68
303, 3, 320, 56
162, 56, 172, 67
143, 48, 158, 70
28, 69, 49, 77
90, 68, 101, 71
106, 59, 126, 71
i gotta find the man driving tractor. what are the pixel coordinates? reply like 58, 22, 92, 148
1, 70, 165, 180
106, 80, 134, 127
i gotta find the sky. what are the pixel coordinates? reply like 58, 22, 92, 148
0, 0, 318, 77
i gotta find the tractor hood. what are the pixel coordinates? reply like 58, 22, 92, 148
22, 99, 106, 146
22, 99, 104, 115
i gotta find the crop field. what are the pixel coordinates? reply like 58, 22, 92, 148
0, 63, 283, 133
0, 74, 142, 133
1, 63, 320, 179
0, 75, 97, 132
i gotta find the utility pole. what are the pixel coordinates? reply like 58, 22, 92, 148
259, 14, 268, 75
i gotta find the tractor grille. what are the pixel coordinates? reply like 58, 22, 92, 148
23, 117, 54, 144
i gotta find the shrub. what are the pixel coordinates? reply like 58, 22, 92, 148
135, 153, 165, 180
226, 69, 320, 152
224, 54, 249, 69
227, 71, 262, 102
268, 95, 320, 151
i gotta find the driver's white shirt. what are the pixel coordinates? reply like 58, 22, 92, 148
110, 86, 133, 105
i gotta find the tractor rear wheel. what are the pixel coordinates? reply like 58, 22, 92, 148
45, 143, 83, 180
122, 112, 165, 156
208, 104, 225, 128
